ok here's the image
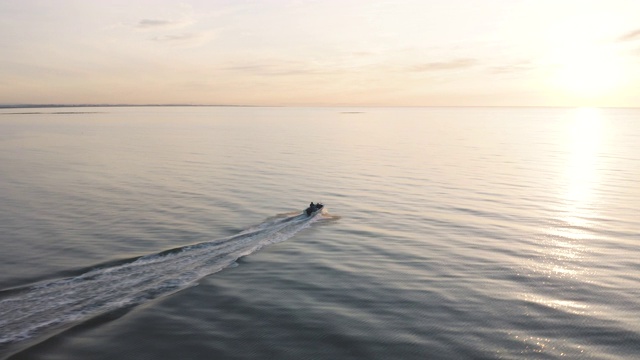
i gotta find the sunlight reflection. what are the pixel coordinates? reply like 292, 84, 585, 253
546, 108, 604, 274
523, 236, 590, 282
521, 293, 590, 315
523, 109, 605, 301
564, 107, 602, 214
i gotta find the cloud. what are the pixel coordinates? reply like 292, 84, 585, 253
152, 33, 196, 42
135, 18, 194, 30
137, 19, 174, 29
151, 31, 215, 46
489, 61, 536, 74
223, 60, 323, 76
618, 28, 640, 42
221, 55, 380, 77
410, 58, 477, 72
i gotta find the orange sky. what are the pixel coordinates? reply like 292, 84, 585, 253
1, 0, 639, 107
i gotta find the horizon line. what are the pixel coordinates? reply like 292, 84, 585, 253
1, 104, 638, 110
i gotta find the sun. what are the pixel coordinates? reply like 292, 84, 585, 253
549, 43, 625, 100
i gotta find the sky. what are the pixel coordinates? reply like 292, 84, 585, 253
1, 0, 639, 107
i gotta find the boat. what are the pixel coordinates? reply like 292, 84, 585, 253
305, 202, 324, 216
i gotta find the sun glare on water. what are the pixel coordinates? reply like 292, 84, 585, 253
566, 109, 601, 196
525, 108, 605, 309
562, 107, 603, 229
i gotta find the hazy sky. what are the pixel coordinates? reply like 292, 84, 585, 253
1, 0, 639, 106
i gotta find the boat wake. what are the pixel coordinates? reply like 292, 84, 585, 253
0, 210, 326, 347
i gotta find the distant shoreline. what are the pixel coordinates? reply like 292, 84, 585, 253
0, 104, 252, 109
1, 104, 636, 110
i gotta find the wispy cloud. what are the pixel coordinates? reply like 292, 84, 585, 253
489, 61, 536, 74
618, 28, 640, 42
410, 58, 477, 72
151, 31, 215, 47
152, 33, 196, 42
224, 60, 323, 76
135, 17, 194, 30
137, 19, 174, 29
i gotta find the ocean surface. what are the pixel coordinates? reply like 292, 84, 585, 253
0, 106, 638, 359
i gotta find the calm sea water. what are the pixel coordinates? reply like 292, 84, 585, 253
0, 106, 638, 359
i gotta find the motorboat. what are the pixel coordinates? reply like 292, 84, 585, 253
305, 202, 324, 216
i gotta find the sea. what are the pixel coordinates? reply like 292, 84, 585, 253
0, 106, 638, 359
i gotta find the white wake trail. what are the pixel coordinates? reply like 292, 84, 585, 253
0, 211, 320, 346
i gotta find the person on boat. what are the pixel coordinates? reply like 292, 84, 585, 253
306, 202, 316, 216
